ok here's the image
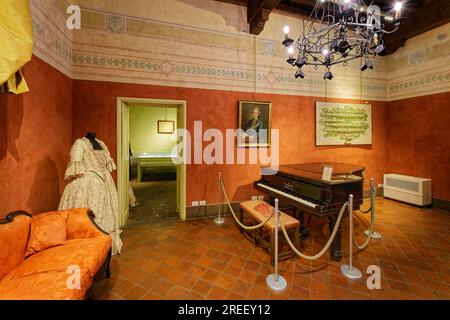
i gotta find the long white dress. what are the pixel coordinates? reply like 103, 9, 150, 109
59, 137, 123, 255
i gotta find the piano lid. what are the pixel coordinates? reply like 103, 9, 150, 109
263, 162, 365, 185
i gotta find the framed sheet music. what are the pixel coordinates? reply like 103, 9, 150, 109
316, 102, 372, 146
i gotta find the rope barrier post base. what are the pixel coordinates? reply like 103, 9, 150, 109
341, 194, 362, 281
266, 199, 287, 292
363, 230, 382, 240
266, 274, 287, 292
364, 178, 382, 240
214, 171, 225, 225
340, 264, 363, 280
214, 216, 225, 225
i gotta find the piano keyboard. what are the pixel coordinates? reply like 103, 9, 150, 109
257, 183, 317, 209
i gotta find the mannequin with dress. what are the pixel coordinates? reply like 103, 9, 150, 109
59, 132, 123, 255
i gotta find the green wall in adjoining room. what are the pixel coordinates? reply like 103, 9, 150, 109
129, 105, 177, 153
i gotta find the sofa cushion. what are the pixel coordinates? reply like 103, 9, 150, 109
0, 268, 92, 300
6, 236, 111, 280
26, 211, 68, 257
66, 208, 106, 240
0, 215, 31, 281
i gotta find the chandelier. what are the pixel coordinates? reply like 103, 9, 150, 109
282, 0, 404, 80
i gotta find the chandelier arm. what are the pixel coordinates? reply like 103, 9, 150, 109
347, 37, 371, 43
330, 54, 363, 66
307, 33, 332, 50
315, 3, 323, 23
306, 19, 315, 36
378, 26, 400, 34
347, 25, 376, 44
305, 51, 326, 65
310, 1, 319, 20
304, 29, 331, 50
301, 19, 306, 40
304, 23, 339, 40
346, 21, 379, 29
323, 15, 336, 25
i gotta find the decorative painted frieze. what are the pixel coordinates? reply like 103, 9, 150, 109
30, 0, 449, 101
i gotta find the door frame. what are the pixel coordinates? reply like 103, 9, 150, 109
116, 97, 187, 227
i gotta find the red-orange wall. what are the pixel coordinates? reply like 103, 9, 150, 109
3, 56, 448, 217
72, 80, 389, 205
387, 92, 450, 201
0, 56, 72, 218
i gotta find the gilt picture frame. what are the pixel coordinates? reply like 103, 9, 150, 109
237, 100, 272, 148
315, 102, 372, 146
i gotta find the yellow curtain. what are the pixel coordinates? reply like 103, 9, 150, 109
0, 0, 34, 94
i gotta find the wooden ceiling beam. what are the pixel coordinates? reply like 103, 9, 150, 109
247, 0, 282, 35
213, 0, 450, 53
382, 0, 450, 54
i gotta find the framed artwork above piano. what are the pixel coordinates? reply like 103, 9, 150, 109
315, 102, 372, 146
237, 100, 272, 148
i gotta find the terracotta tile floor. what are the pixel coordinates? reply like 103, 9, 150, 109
91, 198, 450, 300
126, 180, 178, 227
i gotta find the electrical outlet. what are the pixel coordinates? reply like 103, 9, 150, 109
258, 195, 265, 200
199, 200, 206, 206
192, 201, 199, 207
251, 196, 258, 201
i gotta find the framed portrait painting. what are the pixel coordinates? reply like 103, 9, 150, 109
315, 102, 372, 146
237, 100, 272, 147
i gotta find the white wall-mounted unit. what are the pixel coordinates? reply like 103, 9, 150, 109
383, 174, 432, 206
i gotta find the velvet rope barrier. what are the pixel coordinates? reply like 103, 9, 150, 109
352, 201, 376, 250
352, 179, 378, 250
279, 201, 349, 261
220, 181, 274, 231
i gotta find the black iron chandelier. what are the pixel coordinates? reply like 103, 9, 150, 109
282, 0, 405, 80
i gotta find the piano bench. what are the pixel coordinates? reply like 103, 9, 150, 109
239, 200, 300, 265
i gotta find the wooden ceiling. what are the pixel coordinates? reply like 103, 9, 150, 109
214, 0, 450, 54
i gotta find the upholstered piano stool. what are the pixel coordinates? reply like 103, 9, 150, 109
239, 200, 300, 265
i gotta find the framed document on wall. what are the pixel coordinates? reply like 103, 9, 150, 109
157, 120, 175, 134
315, 102, 372, 146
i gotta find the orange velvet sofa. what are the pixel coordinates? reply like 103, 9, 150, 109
0, 208, 112, 300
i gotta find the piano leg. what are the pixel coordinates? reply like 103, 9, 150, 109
298, 210, 310, 240
328, 216, 343, 261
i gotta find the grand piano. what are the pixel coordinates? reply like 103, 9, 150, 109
254, 162, 365, 261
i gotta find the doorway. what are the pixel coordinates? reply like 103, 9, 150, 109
117, 98, 187, 227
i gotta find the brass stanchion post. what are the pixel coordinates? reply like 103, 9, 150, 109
214, 171, 225, 225
266, 199, 287, 291
340, 194, 362, 280
364, 178, 382, 240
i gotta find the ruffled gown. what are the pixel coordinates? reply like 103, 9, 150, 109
59, 137, 123, 255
